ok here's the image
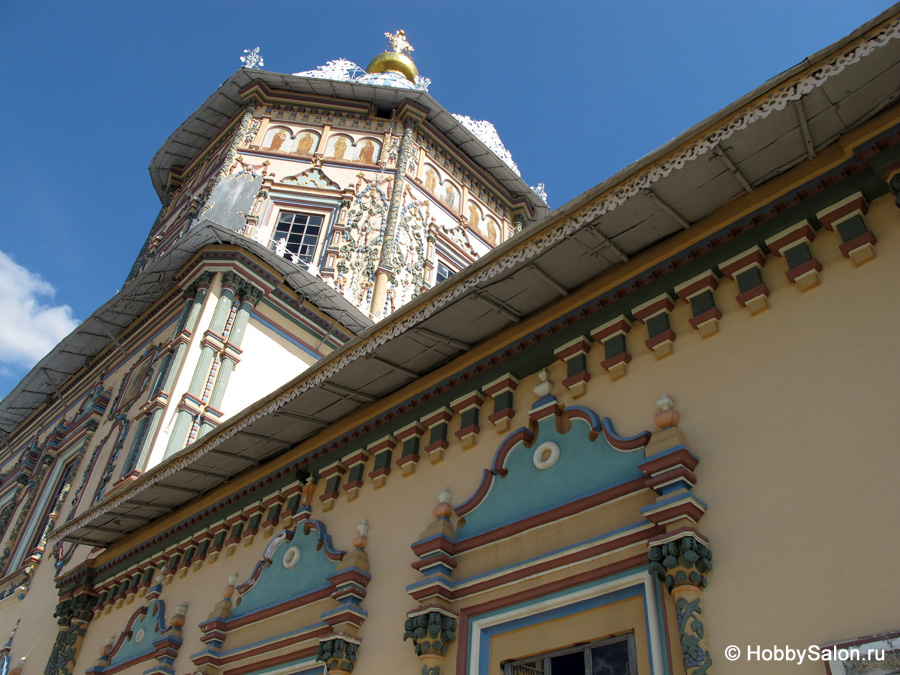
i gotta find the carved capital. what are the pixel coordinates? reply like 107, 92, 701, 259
316, 636, 359, 674
403, 610, 457, 658
648, 535, 712, 592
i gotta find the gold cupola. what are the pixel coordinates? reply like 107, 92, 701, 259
366, 30, 419, 83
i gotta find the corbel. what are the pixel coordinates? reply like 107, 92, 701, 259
223, 513, 248, 557
242, 503, 266, 546
483, 374, 519, 433
554, 336, 592, 397
719, 246, 769, 315
205, 521, 229, 564
674, 271, 722, 337
367, 435, 397, 488
421, 407, 454, 463
319, 461, 347, 511
816, 191, 876, 265
765, 220, 822, 291
279, 481, 304, 525
632, 295, 676, 358
394, 422, 426, 476
261, 492, 285, 537
190, 533, 214, 571
342, 449, 371, 502
590, 316, 632, 380
450, 391, 485, 450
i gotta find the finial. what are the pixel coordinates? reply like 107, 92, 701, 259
240, 47, 264, 70
176, 601, 189, 615
653, 395, 680, 429
353, 519, 369, 549
154, 572, 165, 586
533, 369, 553, 397
223, 573, 238, 599
227, 573, 238, 586
385, 30, 414, 54
434, 489, 453, 519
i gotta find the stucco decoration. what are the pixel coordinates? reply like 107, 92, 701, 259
454, 396, 650, 540
338, 178, 389, 308
387, 199, 430, 311
451, 115, 520, 177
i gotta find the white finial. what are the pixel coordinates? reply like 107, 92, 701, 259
438, 488, 452, 505
106, 636, 116, 645
533, 368, 553, 397
357, 519, 369, 537
657, 394, 674, 412
227, 573, 238, 586
154, 572, 165, 585
240, 47, 264, 70
531, 183, 548, 204
176, 601, 189, 615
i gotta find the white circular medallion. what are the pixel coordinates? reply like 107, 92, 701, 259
134, 628, 145, 644
282, 546, 301, 569
533, 441, 560, 470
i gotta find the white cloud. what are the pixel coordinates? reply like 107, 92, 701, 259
0, 251, 80, 368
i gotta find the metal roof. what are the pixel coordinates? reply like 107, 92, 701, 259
54, 7, 900, 548
148, 69, 548, 217
0, 223, 372, 439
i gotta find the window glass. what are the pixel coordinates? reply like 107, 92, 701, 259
435, 261, 455, 284
504, 635, 634, 675
272, 212, 324, 266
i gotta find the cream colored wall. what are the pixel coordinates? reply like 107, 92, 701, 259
218, 309, 323, 417
45, 194, 900, 675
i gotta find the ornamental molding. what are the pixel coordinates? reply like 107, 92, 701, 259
50, 16, 900, 544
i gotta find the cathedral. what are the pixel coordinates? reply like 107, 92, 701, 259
0, 11, 898, 675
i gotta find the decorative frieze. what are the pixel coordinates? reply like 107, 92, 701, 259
674, 271, 721, 338
765, 220, 822, 291
720, 246, 769, 315
554, 337, 592, 397
817, 192, 875, 265
632, 295, 676, 358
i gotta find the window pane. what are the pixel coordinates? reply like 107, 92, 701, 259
509, 660, 544, 675
551, 651, 584, 675
591, 641, 631, 675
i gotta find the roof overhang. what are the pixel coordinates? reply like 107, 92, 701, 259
148, 68, 547, 217
54, 6, 900, 549
0, 222, 372, 437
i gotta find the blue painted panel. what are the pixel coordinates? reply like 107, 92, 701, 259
459, 413, 643, 540
232, 527, 338, 619
111, 600, 165, 665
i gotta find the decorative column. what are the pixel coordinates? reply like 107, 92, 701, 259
641, 397, 713, 675
130, 272, 213, 471
45, 589, 97, 675
196, 279, 263, 439
165, 272, 240, 457
370, 118, 419, 318
404, 491, 459, 675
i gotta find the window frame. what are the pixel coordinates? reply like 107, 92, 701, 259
270, 209, 328, 268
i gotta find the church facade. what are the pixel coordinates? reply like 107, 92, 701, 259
0, 13, 898, 675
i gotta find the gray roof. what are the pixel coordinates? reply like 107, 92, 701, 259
148, 68, 548, 216
0, 223, 372, 438
49, 6, 900, 547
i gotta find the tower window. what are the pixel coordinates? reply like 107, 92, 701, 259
272, 211, 324, 266
435, 261, 455, 284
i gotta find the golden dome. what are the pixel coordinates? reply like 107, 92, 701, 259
366, 51, 419, 83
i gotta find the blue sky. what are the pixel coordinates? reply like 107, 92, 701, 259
0, 0, 894, 399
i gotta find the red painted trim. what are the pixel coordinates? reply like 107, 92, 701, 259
735, 283, 769, 307
600, 351, 631, 371
483, 377, 518, 397
675, 274, 718, 300
639, 448, 699, 475
768, 224, 815, 255
487, 407, 515, 424
644, 466, 697, 491
838, 230, 876, 257
645, 330, 675, 350
455, 424, 480, 440
554, 339, 592, 361
455, 476, 647, 553
562, 372, 591, 388
591, 319, 631, 342
818, 195, 868, 230
411, 551, 458, 572
454, 469, 496, 518
688, 307, 721, 330
720, 249, 766, 278
785, 257, 822, 282
633, 297, 674, 322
